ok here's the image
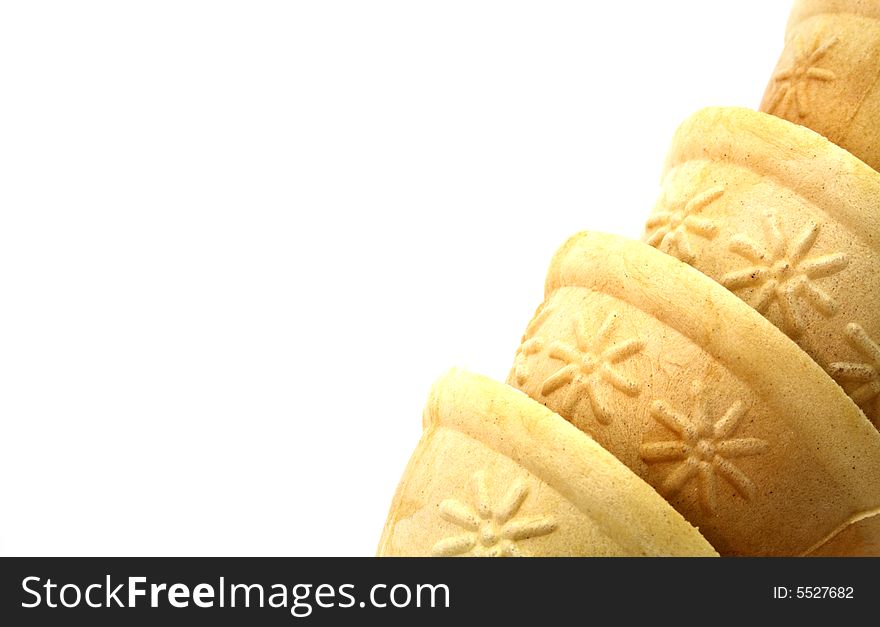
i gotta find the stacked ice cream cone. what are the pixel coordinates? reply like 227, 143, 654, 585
378, 0, 880, 556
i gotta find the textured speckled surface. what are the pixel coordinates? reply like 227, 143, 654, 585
379, 4, 880, 558
645, 107, 880, 429
761, 0, 880, 171
378, 369, 718, 557
510, 231, 880, 556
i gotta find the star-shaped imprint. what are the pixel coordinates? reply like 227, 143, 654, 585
829, 323, 880, 427
721, 213, 848, 338
640, 381, 769, 514
512, 303, 553, 387
540, 310, 645, 424
431, 471, 557, 557
645, 185, 725, 263
766, 34, 838, 118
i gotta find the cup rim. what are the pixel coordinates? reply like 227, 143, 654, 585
420, 368, 718, 556
663, 107, 880, 259
544, 231, 880, 518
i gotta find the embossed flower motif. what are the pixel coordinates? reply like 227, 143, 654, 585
640, 381, 769, 514
766, 34, 838, 118
645, 185, 724, 263
512, 337, 543, 387
432, 471, 556, 557
539, 310, 644, 424
721, 213, 848, 338
829, 323, 880, 427
511, 303, 553, 387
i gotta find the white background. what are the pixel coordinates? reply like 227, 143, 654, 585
0, 1, 791, 556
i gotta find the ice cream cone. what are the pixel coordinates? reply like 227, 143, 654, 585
510, 230, 880, 556
378, 369, 718, 557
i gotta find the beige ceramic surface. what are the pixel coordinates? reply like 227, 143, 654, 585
377, 369, 718, 557
760, 0, 880, 170
509, 231, 880, 556
644, 106, 880, 430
